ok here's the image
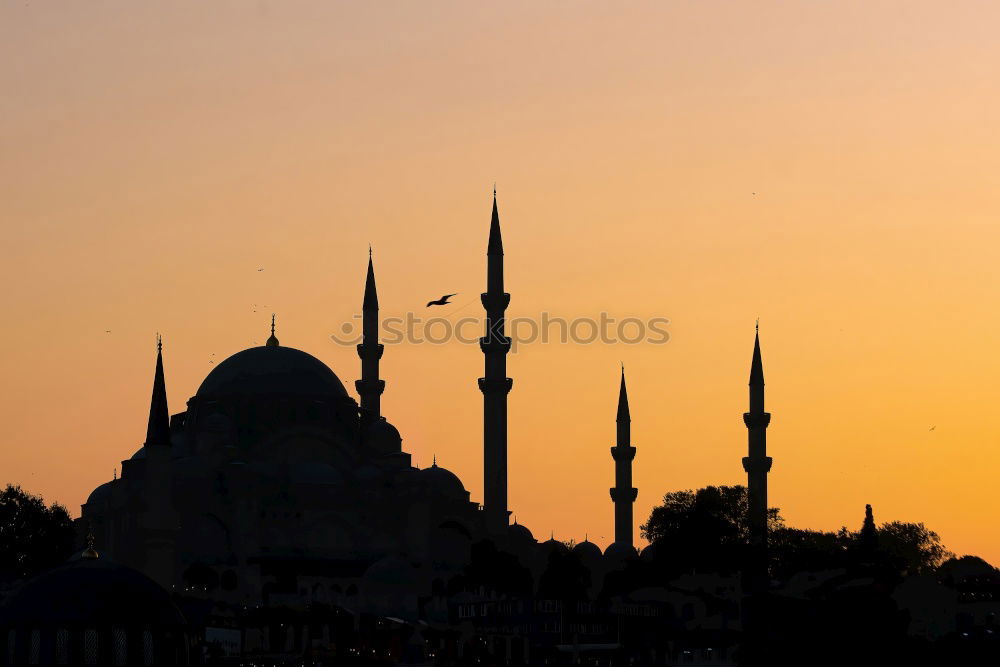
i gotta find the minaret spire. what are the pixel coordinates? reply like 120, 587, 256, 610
141, 334, 178, 588
741, 323, 774, 663
742, 323, 773, 572
610, 367, 637, 550
144, 334, 170, 447
479, 189, 512, 534
357, 248, 385, 421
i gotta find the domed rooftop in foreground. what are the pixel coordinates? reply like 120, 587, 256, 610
196, 344, 348, 399
0, 545, 189, 665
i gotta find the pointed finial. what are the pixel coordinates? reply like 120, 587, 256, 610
369, 243, 372, 258
266, 314, 279, 347
756, 317, 759, 333
617, 365, 630, 423
156, 332, 162, 353
82, 532, 99, 559
493, 182, 496, 198
513, 515, 518, 525
432, 454, 437, 467
113, 467, 117, 481
749, 323, 764, 386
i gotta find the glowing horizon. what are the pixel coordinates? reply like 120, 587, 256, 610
2, 1, 999, 564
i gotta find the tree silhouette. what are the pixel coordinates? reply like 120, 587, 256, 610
640, 485, 782, 573
0, 484, 76, 583
877, 521, 952, 574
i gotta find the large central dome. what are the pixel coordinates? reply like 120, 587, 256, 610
196, 345, 349, 399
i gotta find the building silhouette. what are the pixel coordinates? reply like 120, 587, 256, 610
608, 367, 637, 556
3, 192, 998, 666
479, 190, 513, 535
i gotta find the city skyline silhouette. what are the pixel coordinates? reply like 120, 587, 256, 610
2, 0, 999, 590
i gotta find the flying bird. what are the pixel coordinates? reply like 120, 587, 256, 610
929, 426, 936, 431
257, 268, 264, 272
426, 293, 457, 307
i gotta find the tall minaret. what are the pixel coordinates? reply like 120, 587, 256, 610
142, 335, 177, 588
479, 190, 512, 534
610, 367, 637, 549
356, 247, 385, 422
742, 323, 773, 571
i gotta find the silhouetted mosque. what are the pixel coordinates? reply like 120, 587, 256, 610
76, 191, 772, 604
2, 193, 785, 665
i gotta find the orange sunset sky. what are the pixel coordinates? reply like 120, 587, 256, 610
2, 2, 999, 564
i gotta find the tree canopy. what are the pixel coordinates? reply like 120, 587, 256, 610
641, 484, 953, 578
0, 484, 77, 583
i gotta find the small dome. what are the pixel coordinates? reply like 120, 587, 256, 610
540, 536, 569, 555
508, 521, 535, 543
364, 417, 402, 454
131, 446, 146, 460
420, 462, 467, 498
0, 556, 186, 627
573, 539, 603, 560
196, 345, 348, 399
603, 541, 638, 560
85, 481, 114, 507
640, 542, 658, 562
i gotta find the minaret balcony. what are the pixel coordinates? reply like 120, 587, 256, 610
478, 377, 513, 394
742, 456, 773, 474
356, 342, 385, 360
479, 336, 512, 354
480, 292, 511, 310
743, 412, 771, 428
609, 487, 638, 502
610, 446, 636, 461
354, 379, 385, 394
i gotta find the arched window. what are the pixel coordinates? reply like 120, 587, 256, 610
83, 629, 98, 665
55, 629, 69, 665
112, 627, 127, 665
28, 629, 40, 665
142, 631, 154, 666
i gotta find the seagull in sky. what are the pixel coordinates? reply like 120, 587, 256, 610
426, 293, 457, 308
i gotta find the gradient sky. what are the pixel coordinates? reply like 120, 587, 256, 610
2, 1, 999, 564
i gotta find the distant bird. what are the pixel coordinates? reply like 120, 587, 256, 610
929, 426, 936, 431
426, 293, 457, 307
105, 330, 111, 333
257, 268, 264, 272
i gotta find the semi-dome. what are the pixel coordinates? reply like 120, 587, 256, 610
364, 417, 402, 454
420, 461, 467, 498
85, 481, 114, 508
508, 521, 535, 543
196, 345, 348, 399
